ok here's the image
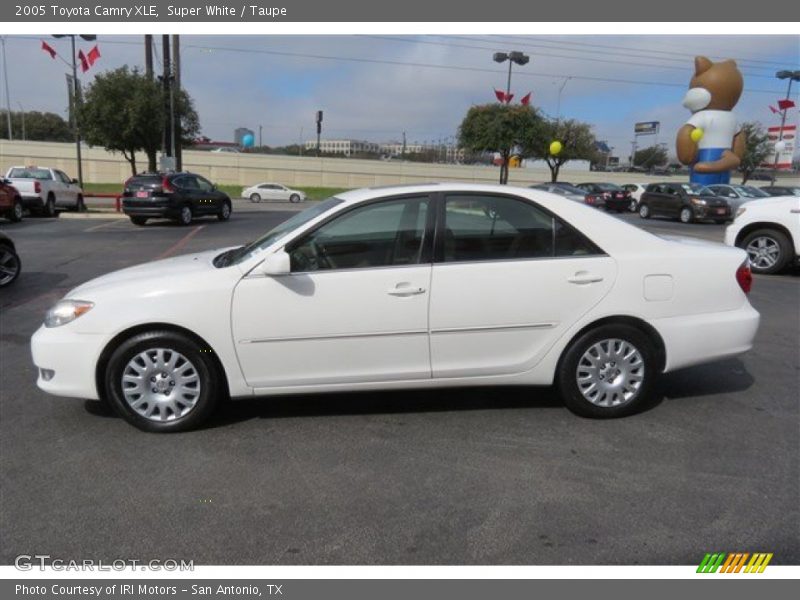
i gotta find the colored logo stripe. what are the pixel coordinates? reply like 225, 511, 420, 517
697, 552, 772, 573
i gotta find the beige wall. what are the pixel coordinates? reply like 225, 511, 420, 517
2, 140, 798, 189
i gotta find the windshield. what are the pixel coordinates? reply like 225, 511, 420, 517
736, 186, 770, 198
681, 183, 714, 196
595, 183, 622, 191
216, 197, 343, 267
8, 167, 52, 180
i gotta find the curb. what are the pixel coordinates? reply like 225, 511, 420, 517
58, 211, 128, 220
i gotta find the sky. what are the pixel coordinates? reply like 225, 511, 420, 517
1, 34, 799, 159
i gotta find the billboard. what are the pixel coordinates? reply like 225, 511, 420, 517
635, 121, 660, 135
763, 125, 796, 170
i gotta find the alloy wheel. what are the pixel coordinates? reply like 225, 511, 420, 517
576, 338, 645, 408
746, 236, 781, 271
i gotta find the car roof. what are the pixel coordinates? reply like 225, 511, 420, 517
334, 182, 546, 204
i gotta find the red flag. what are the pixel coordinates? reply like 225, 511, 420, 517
77, 50, 89, 73
769, 105, 779, 114
41, 40, 57, 59
520, 92, 532, 106
504, 93, 514, 104
494, 89, 506, 103
777, 98, 796, 111
87, 45, 101, 66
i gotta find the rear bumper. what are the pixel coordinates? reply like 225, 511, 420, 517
605, 198, 630, 210
653, 302, 760, 372
122, 199, 179, 218
31, 325, 108, 400
19, 194, 44, 208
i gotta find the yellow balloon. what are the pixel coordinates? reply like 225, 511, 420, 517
549, 141, 563, 155
690, 128, 704, 143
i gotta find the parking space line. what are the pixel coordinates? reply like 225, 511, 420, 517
84, 219, 127, 232
155, 225, 206, 259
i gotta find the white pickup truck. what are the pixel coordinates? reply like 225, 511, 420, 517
4, 166, 84, 216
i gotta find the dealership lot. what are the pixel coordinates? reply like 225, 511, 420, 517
0, 210, 797, 565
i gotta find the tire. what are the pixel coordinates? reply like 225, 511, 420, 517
130, 216, 148, 226
75, 194, 85, 212
0, 244, 21, 287
638, 203, 650, 219
217, 200, 231, 221
249, 193, 262, 203
289, 193, 301, 203
679, 207, 693, 224
741, 228, 792, 274
557, 324, 657, 419
43, 195, 56, 218
103, 330, 222, 433
629, 199, 638, 212
9, 197, 23, 222
177, 205, 193, 226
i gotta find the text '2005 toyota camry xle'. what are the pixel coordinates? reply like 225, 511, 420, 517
31, 184, 760, 432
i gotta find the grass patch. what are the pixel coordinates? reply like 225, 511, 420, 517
82, 182, 351, 201
83, 182, 126, 195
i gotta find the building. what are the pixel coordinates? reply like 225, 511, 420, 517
234, 127, 255, 147
304, 139, 380, 156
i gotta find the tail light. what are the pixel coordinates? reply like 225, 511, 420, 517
161, 176, 174, 194
34, 181, 41, 194
736, 261, 752, 294
585, 195, 595, 204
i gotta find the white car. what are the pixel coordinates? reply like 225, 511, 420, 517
724, 195, 800, 274
31, 183, 760, 432
242, 183, 306, 203
622, 183, 647, 211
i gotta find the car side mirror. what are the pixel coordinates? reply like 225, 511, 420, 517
71, 178, 79, 184
259, 250, 291, 276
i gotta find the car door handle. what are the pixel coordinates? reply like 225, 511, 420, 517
568, 273, 604, 285
387, 284, 426, 297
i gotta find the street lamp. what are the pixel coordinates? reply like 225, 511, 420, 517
493, 51, 530, 102
52, 34, 96, 189
771, 69, 800, 184
17, 101, 24, 140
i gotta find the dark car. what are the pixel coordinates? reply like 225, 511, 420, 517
0, 231, 21, 287
706, 184, 770, 211
638, 182, 731, 224
759, 185, 800, 197
122, 172, 232, 226
531, 183, 606, 209
575, 182, 632, 212
0, 178, 23, 222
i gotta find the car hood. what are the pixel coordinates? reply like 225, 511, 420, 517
740, 196, 798, 209
66, 248, 234, 298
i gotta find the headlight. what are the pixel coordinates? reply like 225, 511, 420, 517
44, 300, 94, 328
736, 207, 747, 218
690, 198, 707, 206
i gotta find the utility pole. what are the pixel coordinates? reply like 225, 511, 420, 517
315, 110, 323, 158
172, 34, 181, 171
771, 70, 800, 184
258, 125, 263, 147
17, 102, 24, 140
630, 140, 637, 168
144, 35, 153, 79
1, 37, 12, 140
402, 131, 406, 160
160, 35, 173, 170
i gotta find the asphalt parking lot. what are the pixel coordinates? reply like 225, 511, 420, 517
0, 209, 797, 565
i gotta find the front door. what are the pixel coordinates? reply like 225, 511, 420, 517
428, 193, 616, 378
232, 194, 433, 389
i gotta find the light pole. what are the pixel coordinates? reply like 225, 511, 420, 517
53, 34, 96, 189
493, 51, 530, 102
17, 101, 24, 140
556, 77, 571, 123
1, 36, 12, 140
771, 69, 800, 184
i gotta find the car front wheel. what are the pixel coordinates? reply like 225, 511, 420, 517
104, 331, 222, 432
638, 203, 650, 219
557, 324, 656, 418
249, 193, 261, 203
679, 207, 693, 223
218, 200, 232, 221
742, 228, 792, 274
130, 216, 148, 226
289, 193, 301, 203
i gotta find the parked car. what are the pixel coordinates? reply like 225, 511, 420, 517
31, 183, 759, 432
210, 147, 240, 153
0, 178, 23, 222
242, 183, 306, 203
724, 195, 800, 274
4, 166, 84, 216
530, 183, 606, 209
575, 183, 632, 212
122, 172, 232, 226
706, 184, 771, 211
760, 185, 800, 197
622, 183, 648, 211
0, 231, 21, 288
638, 182, 731, 223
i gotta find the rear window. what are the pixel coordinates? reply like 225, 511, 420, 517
126, 176, 163, 189
595, 183, 622, 191
8, 168, 52, 180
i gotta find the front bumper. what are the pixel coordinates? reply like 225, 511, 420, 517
693, 205, 731, 220
31, 325, 109, 400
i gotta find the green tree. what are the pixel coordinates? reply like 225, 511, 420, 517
0, 110, 73, 142
79, 66, 200, 175
458, 103, 545, 184
524, 119, 598, 182
737, 121, 771, 184
633, 145, 668, 169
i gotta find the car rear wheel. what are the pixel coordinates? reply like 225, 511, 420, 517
289, 193, 301, 203
177, 205, 193, 226
0, 244, 21, 287
104, 331, 222, 432
9, 198, 23, 222
679, 207, 693, 223
629, 199, 638, 212
217, 200, 231, 221
130, 216, 148, 226
249, 193, 262, 203
557, 324, 656, 418
43, 195, 56, 218
638, 203, 650, 219
742, 228, 792, 274
75, 194, 85, 212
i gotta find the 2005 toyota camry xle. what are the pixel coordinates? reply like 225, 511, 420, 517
31, 184, 760, 432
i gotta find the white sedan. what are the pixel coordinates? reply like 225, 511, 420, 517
31, 183, 760, 432
242, 183, 306, 203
